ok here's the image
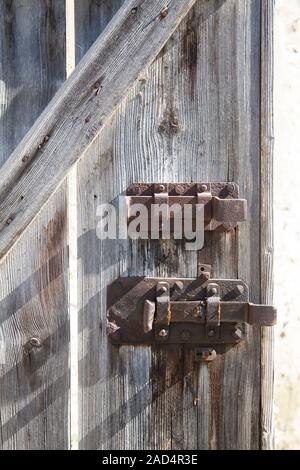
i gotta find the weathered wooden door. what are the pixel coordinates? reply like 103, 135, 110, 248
0, 0, 274, 450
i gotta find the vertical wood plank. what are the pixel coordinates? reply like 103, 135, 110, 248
260, 0, 275, 450
76, 0, 269, 449
0, 0, 69, 449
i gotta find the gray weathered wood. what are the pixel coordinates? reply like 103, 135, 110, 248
0, 0, 197, 260
260, 0, 275, 450
0, 0, 69, 449
76, 0, 268, 449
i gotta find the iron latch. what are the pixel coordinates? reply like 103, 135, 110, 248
107, 268, 276, 360
126, 182, 247, 231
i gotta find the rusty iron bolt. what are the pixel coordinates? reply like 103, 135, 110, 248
29, 337, 42, 348
159, 329, 168, 337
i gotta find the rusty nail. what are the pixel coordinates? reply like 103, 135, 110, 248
200, 184, 208, 192
174, 281, 184, 292
181, 330, 191, 341
160, 6, 168, 19
30, 337, 42, 347
208, 329, 215, 337
159, 329, 168, 337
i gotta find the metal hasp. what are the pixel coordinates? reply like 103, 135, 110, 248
107, 267, 276, 361
126, 182, 247, 231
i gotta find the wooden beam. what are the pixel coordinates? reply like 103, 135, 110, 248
0, 0, 197, 259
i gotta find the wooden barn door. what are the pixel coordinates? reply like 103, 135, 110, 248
0, 0, 273, 450
75, 0, 274, 450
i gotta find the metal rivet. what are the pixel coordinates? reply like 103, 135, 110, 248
159, 184, 166, 192
208, 329, 215, 337
29, 337, 41, 347
200, 184, 208, 192
209, 287, 218, 295
22, 155, 29, 163
158, 329, 168, 337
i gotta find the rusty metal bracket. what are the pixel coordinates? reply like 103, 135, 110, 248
126, 182, 247, 231
107, 268, 276, 361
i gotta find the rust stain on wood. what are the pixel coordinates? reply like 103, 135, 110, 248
181, 13, 198, 100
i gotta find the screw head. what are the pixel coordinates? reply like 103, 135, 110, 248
159, 329, 168, 337
29, 337, 41, 347
208, 329, 215, 337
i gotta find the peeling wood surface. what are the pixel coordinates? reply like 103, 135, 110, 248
76, 0, 267, 450
0, 0, 197, 260
0, 1, 69, 449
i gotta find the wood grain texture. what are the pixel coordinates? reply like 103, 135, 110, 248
0, 0, 197, 260
260, 0, 275, 450
76, 0, 265, 449
0, 0, 69, 449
